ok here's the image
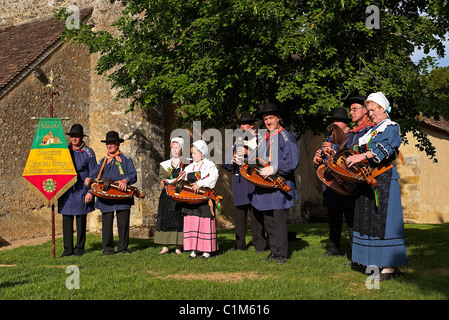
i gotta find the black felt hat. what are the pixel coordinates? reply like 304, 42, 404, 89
344, 95, 367, 107
256, 103, 283, 119
326, 107, 351, 122
66, 124, 87, 137
238, 111, 257, 123
101, 131, 124, 143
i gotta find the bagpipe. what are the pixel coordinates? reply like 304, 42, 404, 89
239, 157, 291, 193
90, 178, 145, 200
164, 172, 223, 217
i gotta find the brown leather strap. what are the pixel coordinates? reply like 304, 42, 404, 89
96, 156, 107, 181
397, 150, 405, 165
371, 162, 393, 178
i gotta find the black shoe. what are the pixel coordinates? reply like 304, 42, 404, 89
276, 256, 288, 264
201, 253, 211, 260
378, 270, 403, 281
61, 251, 73, 257
264, 253, 276, 261
74, 249, 84, 257
103, 251, 115, 256
323, 250, 340, 257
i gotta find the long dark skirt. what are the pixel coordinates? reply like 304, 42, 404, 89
352, 167, 407, 267
154, 189, 184, 245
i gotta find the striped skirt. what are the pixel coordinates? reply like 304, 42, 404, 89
183, 215, 218, 253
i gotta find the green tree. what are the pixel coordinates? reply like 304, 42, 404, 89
56, 0, 449, 159
429, 66, 449, 101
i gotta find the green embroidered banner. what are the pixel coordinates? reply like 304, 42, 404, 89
22, 118, 77, 206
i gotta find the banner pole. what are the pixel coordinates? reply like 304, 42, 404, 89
49, 76, 55, 259
28, 69, 75, 260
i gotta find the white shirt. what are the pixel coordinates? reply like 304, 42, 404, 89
183, 158, 219, 188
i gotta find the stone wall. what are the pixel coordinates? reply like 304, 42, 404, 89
0, 0, 97, 28
0, 40, 91, 241
397, 128, 449, 223
0, 0, 240, 246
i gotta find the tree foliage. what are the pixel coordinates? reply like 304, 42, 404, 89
55, 0, 449, 159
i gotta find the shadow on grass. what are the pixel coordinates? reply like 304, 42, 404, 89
42, 222, 449, 299
401, 223, 449, 299
0, 279, 29, 290
214, 226, 311, 257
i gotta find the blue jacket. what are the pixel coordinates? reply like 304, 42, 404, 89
90, 152, 138, 212
251, 128, 299, 211
222, 135, 258, 206
58, 144, 97, 215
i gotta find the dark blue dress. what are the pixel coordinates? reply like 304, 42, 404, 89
58, 144, 97, 215
352, 119, 408, 267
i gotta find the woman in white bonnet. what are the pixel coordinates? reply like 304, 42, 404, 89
345, 92, 408, 281
154, 137, 186, 254
181, 140, 219, 260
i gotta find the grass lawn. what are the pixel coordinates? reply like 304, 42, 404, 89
1, 223, 448, 302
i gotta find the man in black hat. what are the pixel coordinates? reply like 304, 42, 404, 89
313, 97, 373, 257
315, 107, 352, 160
58, 124, 97, 257
251, 103, 299, 264
222, 111, 266, 252
86, 131, 137, 255
313, 107, 353, 256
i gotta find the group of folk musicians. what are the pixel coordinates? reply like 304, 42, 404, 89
57, 92, 407, 281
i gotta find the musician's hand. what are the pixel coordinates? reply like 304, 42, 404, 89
84, 192, 93, 204
116, 179, 128, 191
323, 147, 336, 157
191, 182, 200, 193
346, 154, 364, 168
322, 142, 332, 149
313, 149, 323, 165
85, 177, 92, 187
260, 165, 275, 178
236, 146, 248, 156
233, 153, 244, 165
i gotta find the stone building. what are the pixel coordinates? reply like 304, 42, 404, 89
1, 0, 448, 250
0, 1, 170, 246
0, 1, 248, 248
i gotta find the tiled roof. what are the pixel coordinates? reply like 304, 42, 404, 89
421, 116, 449, 134
0, 7, 92, 94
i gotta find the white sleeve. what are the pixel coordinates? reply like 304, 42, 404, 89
196, 161, 219, 188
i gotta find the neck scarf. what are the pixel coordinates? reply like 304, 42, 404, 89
69, 142, 85, 152
107, 150, 124, 175
265, 126, 284, 161
349, 116, 374, 133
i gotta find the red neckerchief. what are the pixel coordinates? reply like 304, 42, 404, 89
69, 142, 85, 152
349, 116, 374, 133
265, 127, 284, 161
265, 126, 284, 140
107, 151, 122, 164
